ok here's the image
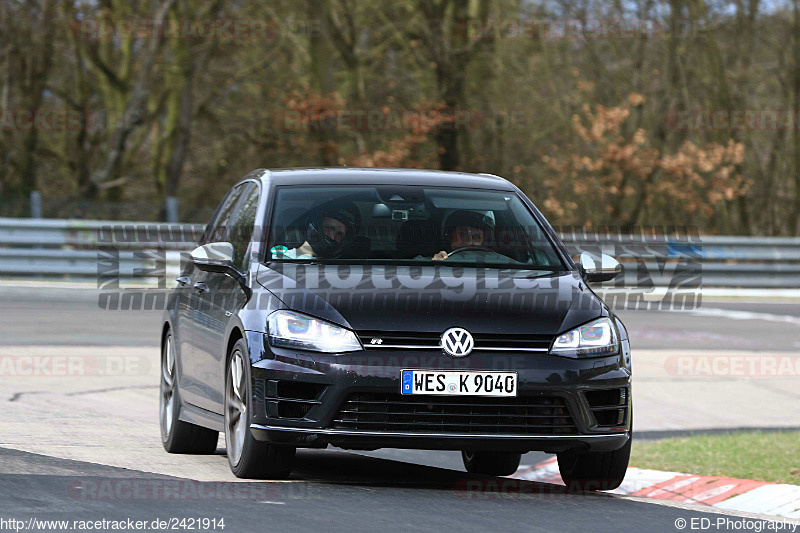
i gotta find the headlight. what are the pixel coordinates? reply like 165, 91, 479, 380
551, 317, 619, 358
267, 310, 362, 353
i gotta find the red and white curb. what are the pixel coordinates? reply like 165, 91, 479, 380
513, 457, 800, 519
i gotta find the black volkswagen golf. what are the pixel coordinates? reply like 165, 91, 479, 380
160, 167, 632, 489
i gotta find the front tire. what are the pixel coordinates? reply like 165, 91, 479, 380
225, 339, 295, 479
160, 331, 219, 454
557, 434, 632, 491
462, 450, 522, 476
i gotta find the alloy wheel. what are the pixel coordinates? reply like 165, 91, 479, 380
160, 335, 176, 439
225, 348, 248, 466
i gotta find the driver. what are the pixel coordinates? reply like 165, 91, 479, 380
278, 207, 356, 259
432, 210, 494, 261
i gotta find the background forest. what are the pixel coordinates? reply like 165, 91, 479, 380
1, 0, 798, 235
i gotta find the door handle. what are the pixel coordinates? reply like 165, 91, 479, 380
193, 282, 209, 293
176, 276, 190, 286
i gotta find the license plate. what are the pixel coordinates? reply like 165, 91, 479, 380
400, 370, 518, 397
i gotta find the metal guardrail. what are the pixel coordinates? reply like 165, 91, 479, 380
561, 232, 800, 288
0, 217, 202, 281
0, 217, 798, 288
0, 217, 202, 249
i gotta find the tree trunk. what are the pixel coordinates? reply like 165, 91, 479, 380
309, 0, 337, 166
89, 0, 176, 193
18, 0, 56, 203
793, 0, 800, 234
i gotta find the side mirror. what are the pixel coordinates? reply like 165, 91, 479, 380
579, 252, 621, 283
189, 241, 252, 300
191, 242, 235, 273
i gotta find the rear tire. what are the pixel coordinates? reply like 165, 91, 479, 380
557, 433, 632, 491
225, 339, 295, 479
461, 450, 522, 476
160, 331, 219, 454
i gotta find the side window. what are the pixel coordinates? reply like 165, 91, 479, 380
228, 183, 260, 269
200, 185, 245, 245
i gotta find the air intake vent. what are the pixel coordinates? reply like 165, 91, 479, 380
584, 388, 628, 427
277, 402, 314, 419
276, 381, 323, 401
265, 380, 325, 420
332, 392, 577, 435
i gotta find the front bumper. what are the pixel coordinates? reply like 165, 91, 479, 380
244, 331, 633, 453
250, 424, 630, 453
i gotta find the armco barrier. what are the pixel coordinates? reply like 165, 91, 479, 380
562, 231, 800, 288
0, 217, 202, 249
0, 217, 798, 288
0, 217, 203, 284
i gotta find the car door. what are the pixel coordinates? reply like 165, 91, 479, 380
192, 182, 260, 413
179, 184, 245, 411
171, 253, 197, 393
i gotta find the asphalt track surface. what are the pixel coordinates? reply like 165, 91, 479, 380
2, 445, 786, 533
0, 286, 796, 532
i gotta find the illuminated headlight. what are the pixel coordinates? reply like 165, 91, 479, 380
551, 318, 619, 358
267, 310, 362, 353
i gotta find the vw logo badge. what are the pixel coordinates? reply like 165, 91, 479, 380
441, 327, 474, 357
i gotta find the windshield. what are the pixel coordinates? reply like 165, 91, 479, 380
266, 185, 567, 270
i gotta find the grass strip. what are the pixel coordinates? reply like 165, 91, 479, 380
630, 430, 800, 484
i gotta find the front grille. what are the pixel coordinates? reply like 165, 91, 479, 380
357, 330, 553, 352
332, 392, 577, 435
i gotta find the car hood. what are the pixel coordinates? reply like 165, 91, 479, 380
256, 263, 604, 336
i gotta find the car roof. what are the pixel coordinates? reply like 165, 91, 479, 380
254, 167, 517, 191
